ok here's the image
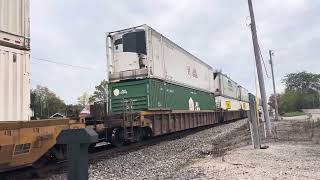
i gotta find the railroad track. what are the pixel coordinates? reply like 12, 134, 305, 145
0, 118, 243, 180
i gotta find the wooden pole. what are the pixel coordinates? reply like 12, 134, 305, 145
248, 93, 261, 149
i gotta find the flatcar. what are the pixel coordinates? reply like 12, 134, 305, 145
0, 119, 85, 172
0, 24, 250, 173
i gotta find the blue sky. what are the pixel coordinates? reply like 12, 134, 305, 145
30, 0, 320, 104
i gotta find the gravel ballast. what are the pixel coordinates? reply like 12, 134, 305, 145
48, 119, 248, 180
173, 141, 320, 179
173, 115, 320, 179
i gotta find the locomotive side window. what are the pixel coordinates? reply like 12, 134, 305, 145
123, 31, 147, 55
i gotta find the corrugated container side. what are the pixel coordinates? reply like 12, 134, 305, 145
214, 73, 239, 100
108, 25, 214, 93
240, 87, 249, 102
149, 79, 165, 108
109, 79, 215, 113
0, 46, 30, 121
149, 27, 214, 93
240, 101, 250, 111
164, 82, 215, 110
215, 96, 241, 111
109, 79, 149, 112
0, 0, 30, 49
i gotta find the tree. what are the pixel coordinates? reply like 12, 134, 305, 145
278, 71, 320, 112
89, 80, 108, 103
65, 104, 83, 118
279, 90, 301, 112
268, 93, 281, 110
30, 85, 66, 119
282, 71, 320, 93
77, 92, 91, 107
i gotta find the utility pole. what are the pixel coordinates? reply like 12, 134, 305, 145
248, 93, 261, 149
269, 50, 279, 121
247, 0, 272, 136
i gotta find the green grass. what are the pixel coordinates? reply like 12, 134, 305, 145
282, 111, 306, 117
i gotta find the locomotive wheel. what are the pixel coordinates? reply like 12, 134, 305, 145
111, 128, 125, 147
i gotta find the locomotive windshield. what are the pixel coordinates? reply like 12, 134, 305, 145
122, 31, 147, 55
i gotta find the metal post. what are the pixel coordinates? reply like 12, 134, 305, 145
248, 93, 261, 149
66, 143, 90, 180
57, 128, 98, 180
247, 0, 272, 136
269, 50, 279, 121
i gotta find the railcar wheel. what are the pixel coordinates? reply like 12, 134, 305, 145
134, 128, 143, 142
111, 128, 125, 147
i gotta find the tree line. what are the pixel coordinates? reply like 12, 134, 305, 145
31, 80, 108, 119
269, 71, 320, 114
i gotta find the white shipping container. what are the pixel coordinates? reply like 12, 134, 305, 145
213, 72, 239, 100
240, 101, 250, 111
107, 25, 214, 93
0, 45, 30, 121
239, 86, 249, 102
215, 96, 241, 111
0, 0, 30, 49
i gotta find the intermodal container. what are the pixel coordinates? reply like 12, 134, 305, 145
0, 45, 30, 121
215, 96, 241, 111
109, 79, 215, 113
213, 72, 239, 100
107, 24, 214, 93
239, 86, 249, 102
0, 0, 30, 50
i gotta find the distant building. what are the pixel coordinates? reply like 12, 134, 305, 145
49, 113, 66, 119
79, 106, 90, 117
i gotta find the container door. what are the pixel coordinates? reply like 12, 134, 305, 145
0, 46, 30, 121
149, 80, 165, 109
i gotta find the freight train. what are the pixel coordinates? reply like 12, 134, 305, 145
0, 21, 251, 172
103, 25, 249, 146
213, 71, 249, 112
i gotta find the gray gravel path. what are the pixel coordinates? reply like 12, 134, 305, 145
48, 119, 248, 180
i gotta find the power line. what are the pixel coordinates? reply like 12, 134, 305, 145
31, 57, 96, 71
257, 44, 271, 78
